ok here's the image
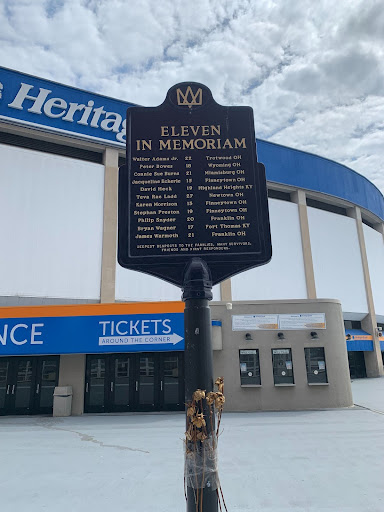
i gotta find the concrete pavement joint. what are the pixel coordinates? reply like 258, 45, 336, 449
353, 403, 384, 416
34, 418, 150, 453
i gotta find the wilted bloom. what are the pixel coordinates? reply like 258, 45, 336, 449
215, 392, 225, 409
215, 377, 224, 394
206, 392, 216, 405
192, 413, 206, 428
193, 389, 206, 401
197, 431, 208, 441
185, 425, 194, 441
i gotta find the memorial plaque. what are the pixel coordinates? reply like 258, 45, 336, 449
118, 82, 271, 287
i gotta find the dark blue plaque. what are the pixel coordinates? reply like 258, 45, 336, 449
118, 82, 271, 287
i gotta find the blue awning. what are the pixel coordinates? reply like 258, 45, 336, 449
380, 340, 384, 351
345, 329, 373, 352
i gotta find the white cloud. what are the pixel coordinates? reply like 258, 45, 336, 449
0, 0, 383, 194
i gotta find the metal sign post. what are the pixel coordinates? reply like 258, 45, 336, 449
118, 81, 272, 511
182, 258, 217, 511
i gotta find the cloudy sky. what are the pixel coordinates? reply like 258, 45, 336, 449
1, 0, 383, 192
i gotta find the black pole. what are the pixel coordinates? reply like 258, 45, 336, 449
182, 257, 218, 512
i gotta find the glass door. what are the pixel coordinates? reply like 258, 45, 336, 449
109, 355, 134, 412
0, 359, 11, 415
0, 356, 59, 415
34, 357, 59, 414
160, 353, 184, 410
12, 357, 35, 414
348, 351, 367, 379
85, 355, 107, 413
85, 352, 184, 413
136, 355, 158, 411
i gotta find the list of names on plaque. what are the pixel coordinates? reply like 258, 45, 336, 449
129, 121, 260, 258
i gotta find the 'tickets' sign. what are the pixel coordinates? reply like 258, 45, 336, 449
0, 312, 184, 356
118, 82, 272, 287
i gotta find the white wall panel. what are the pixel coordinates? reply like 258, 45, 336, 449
363, 224, 384, 318
116, 266, 220, 302
0, 144, 104, 299
308, 208, 368, 314
232, 199, 307, 300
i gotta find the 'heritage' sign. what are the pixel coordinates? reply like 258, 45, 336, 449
0, 66, 134, 145
118, 82, 271, 286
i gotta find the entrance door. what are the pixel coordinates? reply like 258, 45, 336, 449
11, 357, 35, 414
0, 359, 10, 414
110, 355, 134, 412
136, 354, 158, 411
0, 356, 59, 416
84, 352, 184, 413
84, 355, 107, 413
36, 357, 60, 414
348, 351, 367, 379
159, 353, 184, 411
85, 354, 136, 413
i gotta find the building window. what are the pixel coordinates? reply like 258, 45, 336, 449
344, 320, 362, 330
305, 347, 328, 383
272, 349, 294, 385
267, 189, 292, 202
361, 217, 375, 229
0, 130, 103, 163
239, 349, 261, 385
306, 198, 347, 216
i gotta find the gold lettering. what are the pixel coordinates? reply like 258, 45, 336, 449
161, 126, 169, 137
159, 140, 171, 150
181, 126, 189, 136
182, 139, 194, 150
222, 139, 233, 149
190, 126, 200, 136
195, 138, 206, 150
211, 125, 220, 136
201, 126, 210, 136
136, 139, 152, 150
234, 138, 246, 148
157, 136, 246, 151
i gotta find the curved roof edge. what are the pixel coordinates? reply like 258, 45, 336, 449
256, 139, 384, 221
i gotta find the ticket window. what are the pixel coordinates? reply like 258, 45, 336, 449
272, 349, 294, 385
239, 349, 261, 385
305, 347, 328, 384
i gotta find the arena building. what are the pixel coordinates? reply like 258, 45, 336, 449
0, 67, 383, 416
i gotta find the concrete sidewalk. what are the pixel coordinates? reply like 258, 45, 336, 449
0, 378, 383, 512
351, 376, 384, 413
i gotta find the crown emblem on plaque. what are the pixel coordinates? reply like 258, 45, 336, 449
176, 86, 203, 108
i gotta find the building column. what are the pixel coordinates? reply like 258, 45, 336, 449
58, 355, 86, 415
350, 207, 384, 377
100, 148, 120, 303
220, 279, 232, 302
291, 190, 317, 299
